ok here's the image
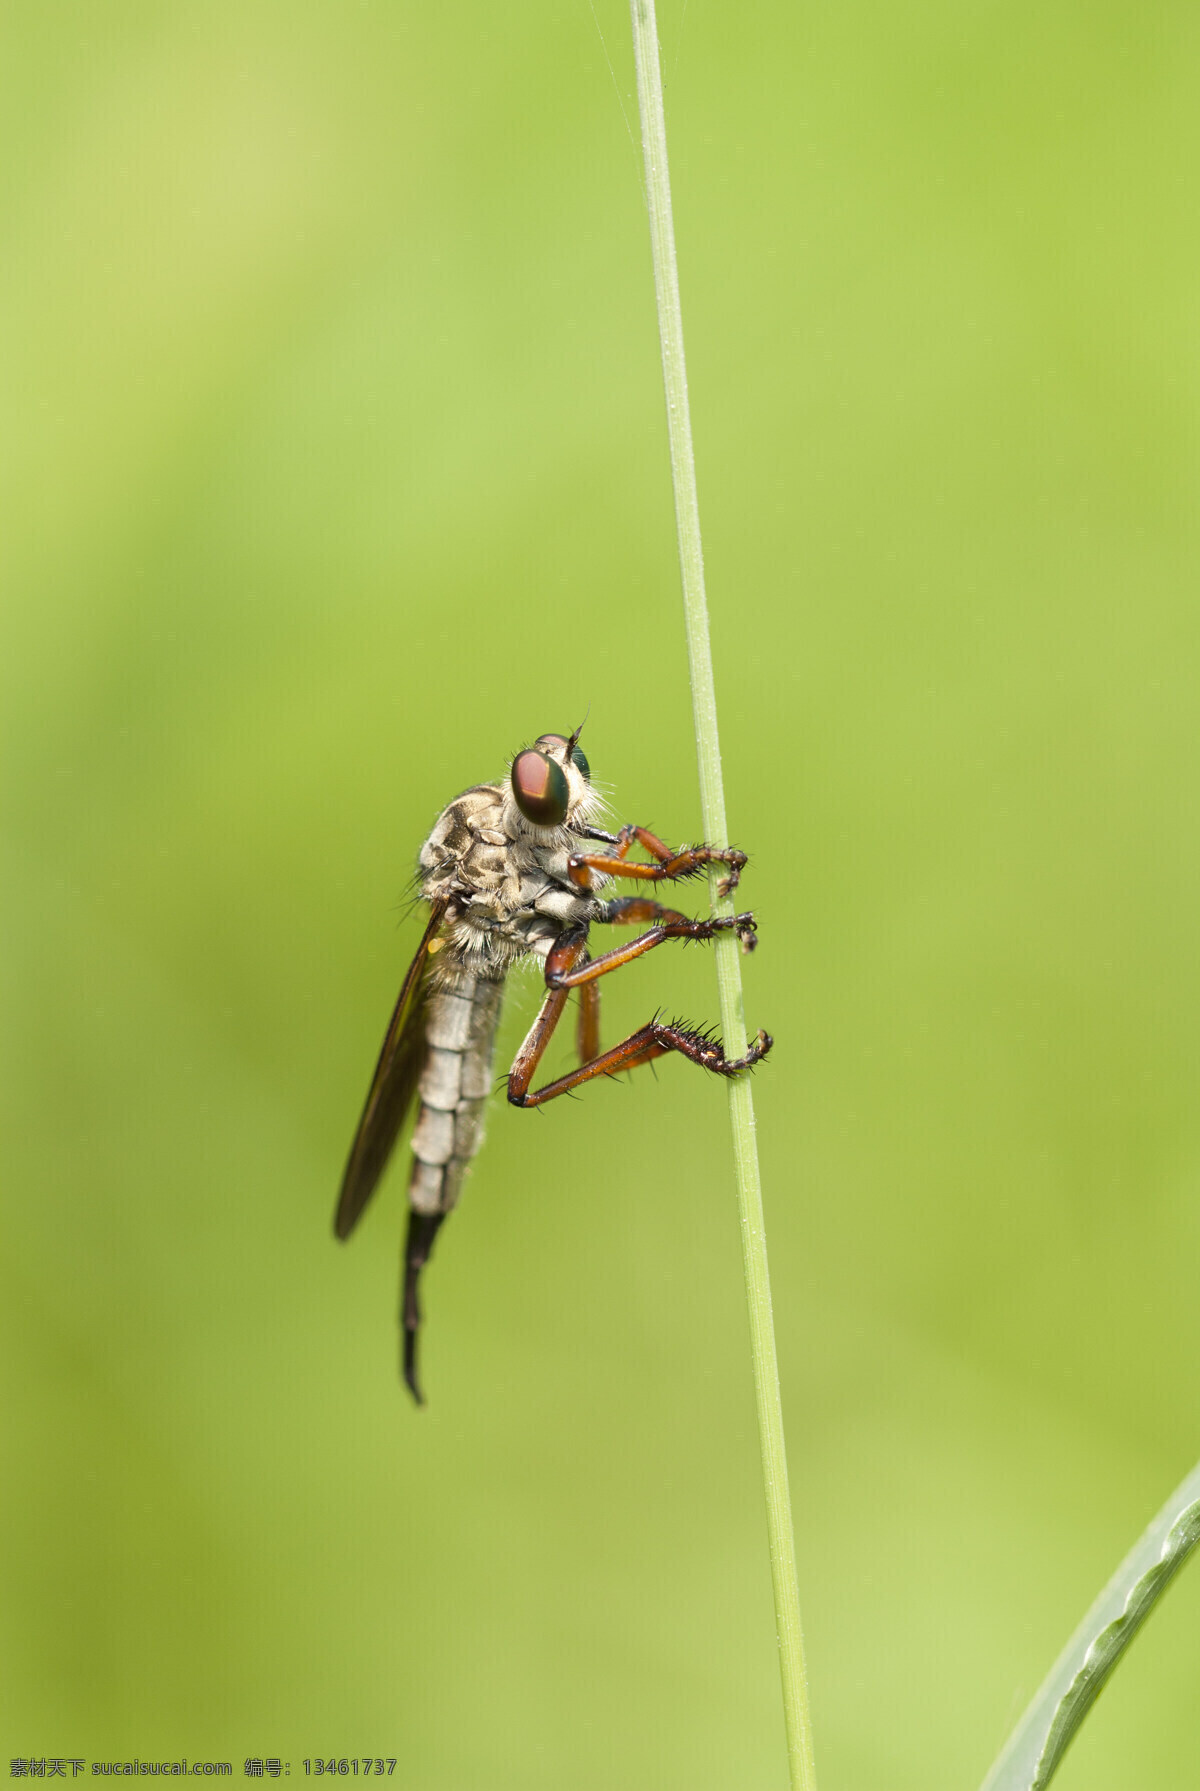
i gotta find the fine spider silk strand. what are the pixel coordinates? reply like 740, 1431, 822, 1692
627, 4, 817, 1786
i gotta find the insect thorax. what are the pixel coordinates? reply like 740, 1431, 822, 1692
417, 783, 597, 980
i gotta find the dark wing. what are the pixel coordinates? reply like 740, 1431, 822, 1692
334, 900, 449, 1240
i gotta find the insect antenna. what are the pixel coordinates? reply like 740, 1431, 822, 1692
566, 704, 591, 762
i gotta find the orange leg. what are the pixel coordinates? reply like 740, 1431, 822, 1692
571, 824, 748, 895
508, 927, 771, 1107
577, 980, 601, 1063
546, 909, 757, 990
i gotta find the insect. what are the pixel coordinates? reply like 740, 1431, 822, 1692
334, 726, 771, 1402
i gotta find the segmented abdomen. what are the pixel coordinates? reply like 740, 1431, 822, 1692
408, 972, 505, 1216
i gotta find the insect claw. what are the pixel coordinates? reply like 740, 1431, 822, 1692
716, 847, 749, 897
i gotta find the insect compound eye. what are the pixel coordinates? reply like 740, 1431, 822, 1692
511, 750, 569, 827
569, 744, 590, 782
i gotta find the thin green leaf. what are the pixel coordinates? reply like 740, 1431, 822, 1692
626, 4, 817, 1786
980, 1459, 1200, 1791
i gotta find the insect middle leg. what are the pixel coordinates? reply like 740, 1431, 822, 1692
568, 904, 685, 1060
545, 901, 757, 993
600, 894, 760, 951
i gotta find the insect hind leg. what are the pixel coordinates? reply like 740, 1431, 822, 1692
509, 1017, 772, 1107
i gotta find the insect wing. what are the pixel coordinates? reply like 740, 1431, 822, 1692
334, 900, 448, 1240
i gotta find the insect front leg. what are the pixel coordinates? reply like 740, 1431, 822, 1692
574, 824, 748, 895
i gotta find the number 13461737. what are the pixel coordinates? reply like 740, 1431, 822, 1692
301, 1763, 396, 1777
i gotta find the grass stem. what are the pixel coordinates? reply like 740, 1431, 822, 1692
627, 5, 817, 1785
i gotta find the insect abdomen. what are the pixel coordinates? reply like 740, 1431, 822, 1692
408, 973, 504, 1216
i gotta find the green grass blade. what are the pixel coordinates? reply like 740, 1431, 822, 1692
627, 4, 817, 1786
980, 1459, 1200, 1791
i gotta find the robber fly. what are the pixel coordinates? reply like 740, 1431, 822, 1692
334, 725, 771, 1402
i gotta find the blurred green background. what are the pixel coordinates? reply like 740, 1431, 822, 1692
5, 2, 1200, 1786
